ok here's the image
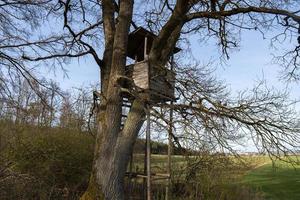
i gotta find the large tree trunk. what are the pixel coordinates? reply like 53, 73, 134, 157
81, 100, 145, 200
80, 1, 188, 199
80, 0, 143, 199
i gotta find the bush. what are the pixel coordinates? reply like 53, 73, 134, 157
0, 124, 94, 199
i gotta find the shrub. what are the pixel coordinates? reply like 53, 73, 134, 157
1, 124, 94, 199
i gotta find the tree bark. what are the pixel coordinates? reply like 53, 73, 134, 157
81, 1, 190, 199
81, 0, 143, 199
81, 99, 145, 200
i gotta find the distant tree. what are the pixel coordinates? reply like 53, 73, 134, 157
1, 1, 300, 199
59, 87, 95, 131
0, 0, 66, 126
71, 87, 95, 132
59, 93, 77, 129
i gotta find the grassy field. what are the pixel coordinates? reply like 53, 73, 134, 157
138, 154, 300, 200
242, 158, 300, 200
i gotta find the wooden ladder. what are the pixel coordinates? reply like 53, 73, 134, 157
120, 97, 132, 130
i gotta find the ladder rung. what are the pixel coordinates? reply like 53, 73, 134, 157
122, 104, 132, 108
122, 99, 131, 103
125, 172, 170, 179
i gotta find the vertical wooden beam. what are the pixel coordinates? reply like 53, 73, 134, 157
143, 133, 147, 199
144, 35, 149, 198
146, 106, 151, 200
135, 55, 138, 63
144, 36, 148, 60
166, 101, 173, 200
166, 54, 174, 200
144, 35, 150, 99
128, 152, 133, 198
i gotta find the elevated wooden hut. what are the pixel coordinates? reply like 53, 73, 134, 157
125, 27, 180, 102
123, 27, 179, 200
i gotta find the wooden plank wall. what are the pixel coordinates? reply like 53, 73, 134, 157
132, 61, 149, 89
149, 65, 175, 101
126, 61, 175, 102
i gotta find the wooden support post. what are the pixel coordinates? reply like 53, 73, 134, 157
135, 55, 138, 63
128, 152, 133, 198
144, 36, 148, 60
143, 130, 147, 199
146, 106, 151, 200
166, 101, 173, 200
144, 36, 151, 200
166, 55, 174, 200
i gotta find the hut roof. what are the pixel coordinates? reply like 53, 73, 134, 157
127, 27, 181, 61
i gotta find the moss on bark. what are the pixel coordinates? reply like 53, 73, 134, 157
80, 175, 105, 200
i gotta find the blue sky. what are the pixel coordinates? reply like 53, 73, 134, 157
49, 29, 299, 105
191, 30, 298, 97
44, 55, 100, 90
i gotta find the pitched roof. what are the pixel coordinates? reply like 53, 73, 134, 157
127, 27, 181, 61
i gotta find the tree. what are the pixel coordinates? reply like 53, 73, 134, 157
59, 86, 96, 131
0, 0, 66, 125
2, 0, 300, 199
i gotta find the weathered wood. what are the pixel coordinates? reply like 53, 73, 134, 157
132, 61, 149, 89
126, 60, 175, 102
125, 172, 170, 179
166, 56, 174, 200
146, 108, 151, 200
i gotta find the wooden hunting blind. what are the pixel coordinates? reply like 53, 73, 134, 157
125, 27, 180, 102
122, 27, 179, 200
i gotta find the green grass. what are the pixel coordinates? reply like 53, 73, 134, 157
243, 159, 300, 200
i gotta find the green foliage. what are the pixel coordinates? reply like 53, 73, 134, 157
0, 123, 94, 199
12, 130, 93, 186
